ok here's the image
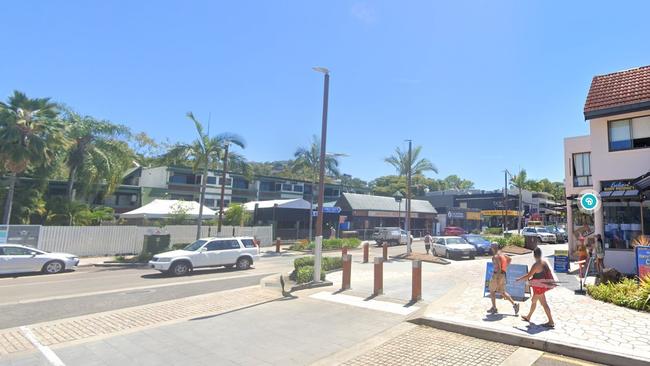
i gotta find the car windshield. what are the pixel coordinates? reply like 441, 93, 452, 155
465, 236, 487, 244
446, 238, 467, 244
536, 228, 549, 233
184, 240, 208, 251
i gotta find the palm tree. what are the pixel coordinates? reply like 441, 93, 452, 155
62, 110, 133, 202
216, 134, 247, 233
0, 91, 63, 224
163, 112, 245, 239
384, 145, 437, 176
292, 135, 343, 241
510, 169, 529, 232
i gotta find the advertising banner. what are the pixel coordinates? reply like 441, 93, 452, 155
554, 249, 570, 273
636, 246, 650, 280
484, 262, 529, 301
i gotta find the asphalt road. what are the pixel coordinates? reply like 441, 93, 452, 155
0, 252, 298, 329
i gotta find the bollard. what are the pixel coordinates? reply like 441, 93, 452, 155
382, 242, 388, 262
363, 243, 369, 263
411, 260, 422, 302
373, 257, 383, 296
342, 247, 348, 258
341, 254, 352, 290
275, 238, 281, 253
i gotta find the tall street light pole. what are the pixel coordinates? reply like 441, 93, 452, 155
406, 139, 413, 254
313, 66, 329, 283
217, 142, 230, 233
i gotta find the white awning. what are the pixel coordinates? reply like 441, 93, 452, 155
120, 199, 217, 219
242, 199, 311, 211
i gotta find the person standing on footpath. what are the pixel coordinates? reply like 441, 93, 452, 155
517, 247, 556, 328
424, 232, 432, 255
594, 234, 605, 274
487, 243, 519, 315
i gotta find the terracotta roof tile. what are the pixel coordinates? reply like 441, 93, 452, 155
584, 65, 650, 116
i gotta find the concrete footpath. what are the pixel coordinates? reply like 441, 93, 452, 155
323, 244, 650, 366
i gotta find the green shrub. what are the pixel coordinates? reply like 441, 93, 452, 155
484, 236, 508, 248
296, 265, 326, 284
507, 235, 525, 247
294, 256, 343, 272
305, 237, 362, 250
587, 277, 650, 312
484, 227, 503, 235
289, 240, 309, 251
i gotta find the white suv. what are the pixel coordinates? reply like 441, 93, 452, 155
149, 237, 260, 276
521, 227, 557, 244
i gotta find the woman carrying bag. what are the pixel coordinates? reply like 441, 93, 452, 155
516, 247, 556, 328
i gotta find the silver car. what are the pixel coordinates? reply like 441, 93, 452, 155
0, 244, 79, 275
432, 236, 477, 259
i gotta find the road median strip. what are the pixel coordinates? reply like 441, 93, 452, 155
0, 286, 280, 357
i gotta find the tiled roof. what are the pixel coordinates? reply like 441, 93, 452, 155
584, 65, 650, 118
340, 193, 437, 214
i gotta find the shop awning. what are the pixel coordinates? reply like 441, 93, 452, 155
600, 189, 639, 198
632, 171, 650, 193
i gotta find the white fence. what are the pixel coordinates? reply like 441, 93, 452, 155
36, 225, 273, 257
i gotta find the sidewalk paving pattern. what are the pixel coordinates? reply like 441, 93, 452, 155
343, 325, 518, 366
0, 287, 279, 357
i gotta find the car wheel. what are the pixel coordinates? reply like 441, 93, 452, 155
169, 261, 191, 276
42, 260, 65, 274
445, 250, 451, 259
236, 257, 251, 270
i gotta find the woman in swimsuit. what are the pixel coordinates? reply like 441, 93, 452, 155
516, 247, 555, 328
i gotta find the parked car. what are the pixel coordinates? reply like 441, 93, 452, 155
443, 226, 466, 236
461, 234, 493, 255
149, 237, 260, 276
372, 227, 413, 246
432, 236, 476, 259
0, 244, 79, 275
546, 225, 568, 243
521, 227, 557, 244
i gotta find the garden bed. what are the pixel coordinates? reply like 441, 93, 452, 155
587, 277, 650, 312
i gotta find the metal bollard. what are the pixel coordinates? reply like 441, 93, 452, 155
342, 254, 352, 290
411, 260, 422, 302
363, 242, 369, 263
275, 238, 281, 253
373, 257, 383, 296
382, 242, 388, 262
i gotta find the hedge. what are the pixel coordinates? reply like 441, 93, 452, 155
484, 227, 503, 235
294, 256, 343, 272
587, 277, 650, 312
290, 238, 362, 251
482, 235, 524, 248
296, 265, 326, 284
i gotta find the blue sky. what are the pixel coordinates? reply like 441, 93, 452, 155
2, 1, 649, 189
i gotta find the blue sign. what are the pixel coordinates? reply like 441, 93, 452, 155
339, 222, 351, 230
579, 191, 599, 211
636, 246, 650, 280
553, 250, 569, 273
312, 207, 342, 216
484, 262, 529, 301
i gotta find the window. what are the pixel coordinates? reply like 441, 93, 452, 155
1, 247, 34, 255
608, 116, 650, 151
218, 177, 233, 186
207, 176, 217, 185
293, 185, 304, 193
572, 152, 592, 187
232, 178, 248, 189
241, 239, 256, 248
259, 181, 276, 192
282, 183, 293, 191
204, 199, 216, 207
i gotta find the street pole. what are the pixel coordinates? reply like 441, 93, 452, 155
406, 140, 412, 254
398, 201, 401, 229
503, 170, 508, 233
217, 142, 229, 233
313, 67, 329, 283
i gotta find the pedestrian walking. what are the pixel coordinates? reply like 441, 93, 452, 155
594, 234, 605, 274
424, 232, 432, 255
517, 247, 556, 328
487, 243, 519, 315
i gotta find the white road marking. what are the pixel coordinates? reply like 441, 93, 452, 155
19, 326, 66, 366
309, 291, 419, 315
0, 272, 274, 306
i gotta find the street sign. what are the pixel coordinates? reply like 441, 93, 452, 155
484, 262, 529, 301
554, 249, 570, 273
636, 246, 650, 280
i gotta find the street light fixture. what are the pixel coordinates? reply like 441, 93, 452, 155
393, 191, 404, 229
405, 139, 413, 254
312, 66, 330, 283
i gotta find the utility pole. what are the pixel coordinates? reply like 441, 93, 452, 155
312, 67, 329, 283
217, 142, 230, 233
406, 140, 412, 254
503, 169, 508, 233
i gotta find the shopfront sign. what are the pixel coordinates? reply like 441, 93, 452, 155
481, 210, 519, 217
554, 249, 570, 273
466, 211, 481, 221
636, 246, 650, 280
447, 211, 465, 219
484, 262, 529, 301
602, 180, 635, 191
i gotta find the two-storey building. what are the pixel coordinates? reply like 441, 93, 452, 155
564, 65, 650, 273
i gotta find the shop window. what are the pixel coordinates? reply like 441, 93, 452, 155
608, 116, 650, 151
572, 152, 592, 187
603, 201, 642, 250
